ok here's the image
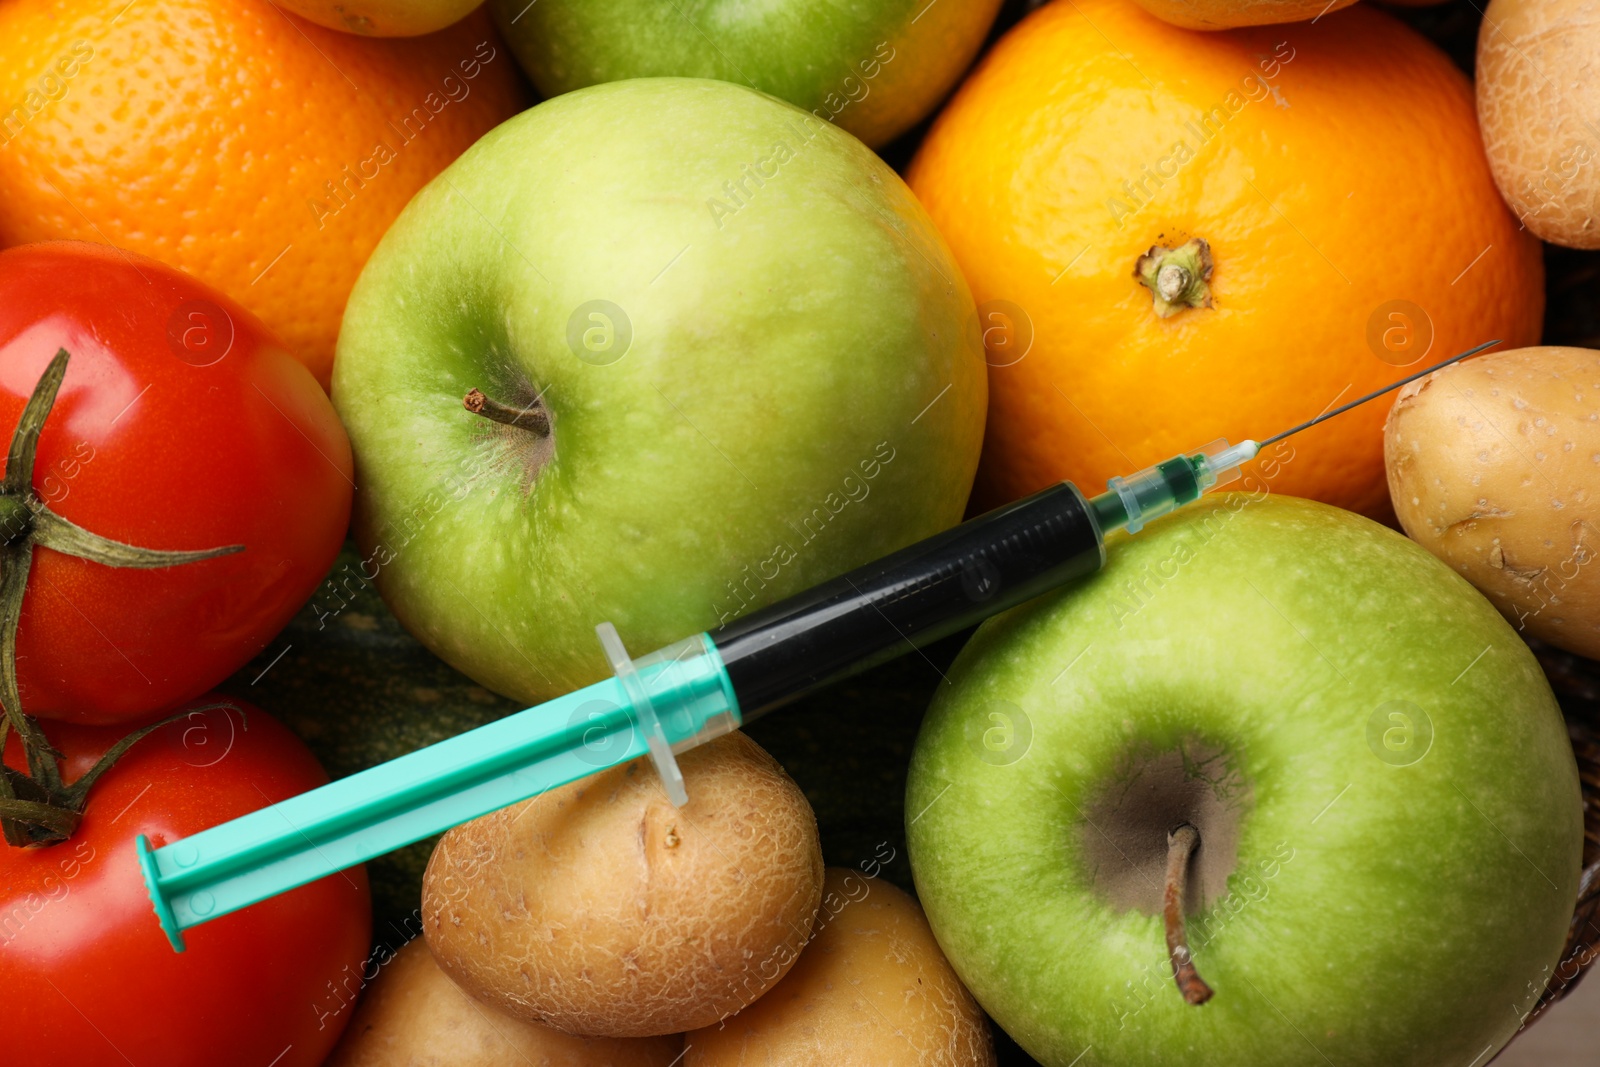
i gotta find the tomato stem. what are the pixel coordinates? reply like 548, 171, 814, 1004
0, 350, 245, 847
0, 495, 32, 544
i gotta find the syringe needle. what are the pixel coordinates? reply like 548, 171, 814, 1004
1255, 339, 1501, 449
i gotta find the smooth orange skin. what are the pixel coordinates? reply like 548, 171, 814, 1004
909, 0, 1542, 517
0, 0, 528, 387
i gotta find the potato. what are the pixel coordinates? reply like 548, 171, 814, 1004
1477, 0, 1600, 247
684, 868, 996, 1067
423, 731, 824, 1037
325, 938, 683, 1066
1385, 345, 1600, 657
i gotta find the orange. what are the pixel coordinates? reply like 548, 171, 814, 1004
909, 0, 1542, 517
0, 0, 527, 386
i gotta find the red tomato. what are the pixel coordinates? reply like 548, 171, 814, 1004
0, 241, 351, 724
0, 698, 372, 1067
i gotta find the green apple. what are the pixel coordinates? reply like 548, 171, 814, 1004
906, 495, 1582, 1067
276, 0, 481, 35
332, 77, 985, 704
488, 0, 1004, 148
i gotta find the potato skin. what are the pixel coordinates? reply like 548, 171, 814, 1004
1477, 0, 1600, 247
325, 939, 682, 1067
685, 868, 996, 1067
422, 731, 824, 1037
1385, 346, 1600, 657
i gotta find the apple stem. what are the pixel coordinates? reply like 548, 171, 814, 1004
463, 388, 550, 437
1164, 823, 1214, 1005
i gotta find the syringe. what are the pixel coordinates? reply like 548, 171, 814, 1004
137, 339, 1499, 950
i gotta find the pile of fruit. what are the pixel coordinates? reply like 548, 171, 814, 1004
1, 0, 1596, 1065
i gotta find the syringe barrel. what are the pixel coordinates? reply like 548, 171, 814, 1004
1105, 455, 1206, 534
711, 481, 1105, 717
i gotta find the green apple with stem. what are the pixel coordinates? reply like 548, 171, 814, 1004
488, 0, 1005, 148
907, 494, 1582, 1067
333, 77, 985, 704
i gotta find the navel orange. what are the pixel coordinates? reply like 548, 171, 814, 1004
0, 0, 528, 386
909, 0, 1543, 517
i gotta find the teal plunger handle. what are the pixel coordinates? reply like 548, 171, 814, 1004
137, 629, 740, 951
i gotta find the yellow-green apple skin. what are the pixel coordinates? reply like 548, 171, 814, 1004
333, 78, 985, 704
276, 0, 482, 35
907, 495, 1582, 1067
488, 0, 1005, 147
